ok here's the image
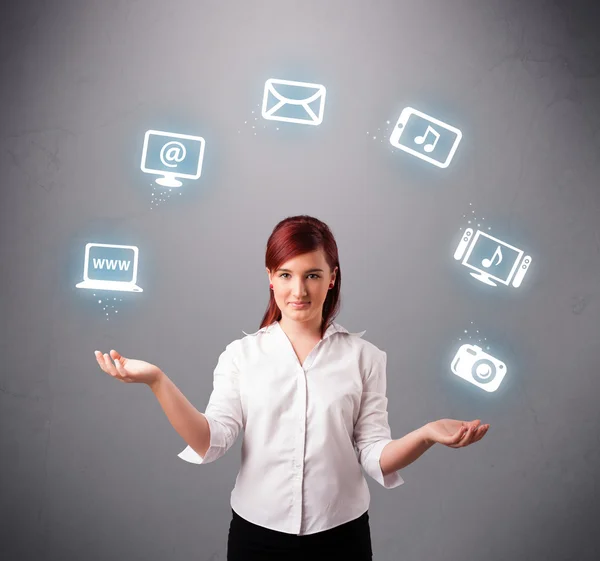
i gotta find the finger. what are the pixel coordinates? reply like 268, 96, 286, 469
95, 351, 111, 374
466, 423, 487, 445
113, 355, 129, 380
103, 353, 120, 378
459, 423, 480, 447
454, 425, 469, 443
110, 349, 125, 370
473, 425, 489, 443
441, 431, 464, 446
445, 425, 469, 448
109, 352, 127, 380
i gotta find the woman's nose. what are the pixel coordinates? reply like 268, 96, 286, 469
292, 281, 307, 295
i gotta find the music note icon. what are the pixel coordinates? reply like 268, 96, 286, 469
414, 125, 440, 153
482, 246, 503, 268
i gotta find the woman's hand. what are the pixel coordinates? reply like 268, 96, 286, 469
94, 349, 164, 389
425, 418, 489, 448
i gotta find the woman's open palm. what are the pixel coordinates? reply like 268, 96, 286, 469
95, 349, 162, 387
427, 418, 490, 448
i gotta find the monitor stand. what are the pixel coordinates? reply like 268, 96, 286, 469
470, 270, 498, 286
156, 174, 183, 188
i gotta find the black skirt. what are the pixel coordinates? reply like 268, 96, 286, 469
227, 508, 373, 561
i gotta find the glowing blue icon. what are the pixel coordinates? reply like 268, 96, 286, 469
454, 228, 532, 288
76, 243, 143, 292
141, 130, 205, 187
261, 78, 326, 126
389, 107, 462, 168
451, 344, 507, 393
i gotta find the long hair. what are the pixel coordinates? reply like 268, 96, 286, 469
259, 215, 342, 339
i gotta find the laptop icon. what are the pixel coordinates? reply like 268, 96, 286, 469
76, 243, 143, 292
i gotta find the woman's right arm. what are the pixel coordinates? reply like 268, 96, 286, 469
150, 373, 211, 458
95, 349, 210, 458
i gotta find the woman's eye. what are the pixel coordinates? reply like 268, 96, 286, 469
279, 274, 320, 279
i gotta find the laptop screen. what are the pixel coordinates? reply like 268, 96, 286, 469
86, 245, 136, 283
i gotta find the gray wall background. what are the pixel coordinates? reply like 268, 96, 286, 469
1, 0, 599, 560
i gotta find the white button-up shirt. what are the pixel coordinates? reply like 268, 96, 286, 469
178, 320, 404, 535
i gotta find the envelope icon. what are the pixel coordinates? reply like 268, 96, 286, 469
261, 78, 327, 126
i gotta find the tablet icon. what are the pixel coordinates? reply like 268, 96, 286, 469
141, 130, 206, 187
454, 228, 532, 288
76, 243, 143, 293
389, 107, 462, 168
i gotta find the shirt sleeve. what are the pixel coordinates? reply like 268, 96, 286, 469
353, 348, 405, 489
178, 341, 243, 465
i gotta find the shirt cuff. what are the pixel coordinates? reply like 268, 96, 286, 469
177, 415, 227, 465
369, 439, 405, 489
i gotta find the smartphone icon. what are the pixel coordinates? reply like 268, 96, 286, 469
389, 107, 462, 168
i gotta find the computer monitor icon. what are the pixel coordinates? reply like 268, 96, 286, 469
76, 243, 143, 292
453, 228, 532, 288
140, 130, 206, 188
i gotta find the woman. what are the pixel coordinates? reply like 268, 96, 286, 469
94, 215, 489, 561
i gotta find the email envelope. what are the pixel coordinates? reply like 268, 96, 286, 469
261, 78, 327, 126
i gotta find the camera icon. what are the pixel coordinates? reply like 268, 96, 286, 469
450, 344, 507, 393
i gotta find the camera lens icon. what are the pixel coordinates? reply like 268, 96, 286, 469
451, 344, 507, 393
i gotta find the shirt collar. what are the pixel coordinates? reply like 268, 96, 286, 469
242, 321, 366, 339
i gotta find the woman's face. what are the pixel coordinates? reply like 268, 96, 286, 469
267, 249, 337, 328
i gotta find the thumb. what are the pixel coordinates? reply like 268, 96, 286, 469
109, 349, 124, 363
449, 426, 468, 444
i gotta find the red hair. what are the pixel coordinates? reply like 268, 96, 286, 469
259, 215, 342, 339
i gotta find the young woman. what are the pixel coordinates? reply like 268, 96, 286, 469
94, 215, 489, 561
